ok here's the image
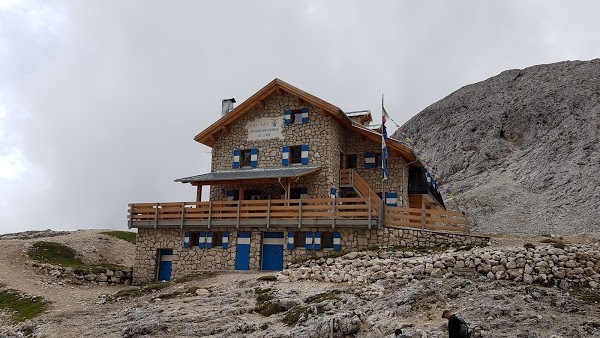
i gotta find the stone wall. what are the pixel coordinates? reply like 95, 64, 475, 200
282, 243, 600, 289
133, 226, 489, 284
28, 261, 133, 285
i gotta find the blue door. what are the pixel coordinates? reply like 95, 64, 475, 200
262, 232, 284, 271
158, 249, 173, 281
235, 232, 251, 270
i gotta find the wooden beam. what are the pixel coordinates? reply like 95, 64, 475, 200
196, 185, 203, 202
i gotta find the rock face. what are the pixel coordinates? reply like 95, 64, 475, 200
400, 59, 600, 234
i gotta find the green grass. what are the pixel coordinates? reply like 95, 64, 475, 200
304, 290, 342, 304
29, 241, 125, 274
100, 231, 137, 244
0, 285, 47, 322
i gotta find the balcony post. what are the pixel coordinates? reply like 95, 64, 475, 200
180, 203, 185, 228
128, 204, 133, 229
237, 200, 241, 229
368, 196, 372, 229
298, 197, 302, 228
208, 201, 212, 229
420, 205, 426, 230
154, 203, 159, 229
331, 197, 336, 229
267, 198, 271, 229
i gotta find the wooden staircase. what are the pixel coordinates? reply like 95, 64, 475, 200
340, 169, 383, 214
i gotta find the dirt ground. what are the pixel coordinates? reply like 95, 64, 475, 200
0, 230, 598, 338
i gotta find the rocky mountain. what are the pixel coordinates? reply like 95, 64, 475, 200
400, 59, 600, 235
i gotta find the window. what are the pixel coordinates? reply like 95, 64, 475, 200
290, 145, 302, 164
212, 232, 223, 247
190, 232, 200, 247
291, 109, 303, 124
290, 187, 307, 199
294, 231, 306, 248
241, 149, 252, 167
374, 153, 382, 168
321, 232, 334, 249
346, 154, 357, 169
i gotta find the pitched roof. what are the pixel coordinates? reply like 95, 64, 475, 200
193, 78, 417, 164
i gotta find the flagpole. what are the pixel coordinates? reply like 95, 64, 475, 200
381, 94, 385, 227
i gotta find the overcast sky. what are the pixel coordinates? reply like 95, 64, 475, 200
1, 0, 599, 234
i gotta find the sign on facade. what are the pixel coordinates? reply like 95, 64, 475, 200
246, 116, 285, 141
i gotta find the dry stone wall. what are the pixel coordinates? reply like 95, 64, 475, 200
28, 261, 133, 285
281, 243, 600, 290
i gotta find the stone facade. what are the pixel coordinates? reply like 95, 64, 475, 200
133, 227, 489, 284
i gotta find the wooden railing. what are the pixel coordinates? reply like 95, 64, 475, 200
128, 197, 379, 229
340, 169, 382, 212
385, 206, 469, 233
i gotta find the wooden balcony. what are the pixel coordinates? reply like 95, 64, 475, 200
128, 197, 381, 229
385, 206, 469, 232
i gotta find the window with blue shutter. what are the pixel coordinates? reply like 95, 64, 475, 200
330, 187, 337, 199
301, 145, 309, 165
300, 187, 308, 199
314, 231, 322, 250
183, 231, 190, 249
284, 109, 291, 125
250, 148, 258, 168
287, 232, 294, 250
233, 149, 240, 169
227, 190, 237, 201
222, 231, 229, 249
364, 152, 376, 169
385, 192, 398, 206
198, 231, 206, 248
282, 146, 290, 166
333, 232, 341, 251
301, 107, 309, 123
305, 232, 313, 250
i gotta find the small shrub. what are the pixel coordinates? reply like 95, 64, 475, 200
100, 231, 137, 244
256, 302, 287, 316
112, 288, 143, 299
256, 293, 274, 303
258, 275, 278, 282
145, 282, 171, 292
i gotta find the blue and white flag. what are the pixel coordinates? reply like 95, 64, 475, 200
382, 106, 389, 181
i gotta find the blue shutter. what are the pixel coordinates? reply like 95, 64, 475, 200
233, 149, 240, 169
301, 145, 309, 165
300, 187, 308, 199
301, 107, 309, 123
364, 152, 376, 169
330, 187, 336, 199
227, 190, 236, 201
385, 192, 398, 207
250, 148, 258, 168
284, 109, 291, 125
206, 231, 213, 248
314, 231, 322, 250
183, 231, 190, 249
305, 232, 313, 250
199, 231, 206, 248
287, 232, 294, 250
338, 190, 344, 198
425, 169, 432, 186
333, 232, 341, 251
222, 231, 229, 249
282, 146, 290, 166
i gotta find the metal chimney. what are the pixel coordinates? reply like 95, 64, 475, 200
221, 98, 236, 116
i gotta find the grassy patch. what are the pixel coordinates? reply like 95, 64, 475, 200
100, 231, 136, 244
0, 286, 47, 322
570, 288, 600, 303
524, 243, 536, 249
29, 241, 125, 274
540, 238, 567, 249
254, 288, 288, 316
282, 306, 312, 326
304, 290, 342, 304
